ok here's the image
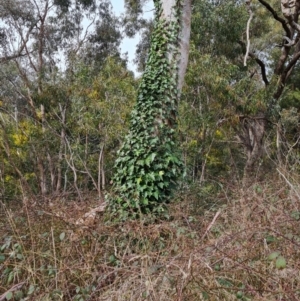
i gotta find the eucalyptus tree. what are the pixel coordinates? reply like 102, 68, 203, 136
183, 0, 300, 186
109, 0, 192, 219
0, 0, 123, 196
121, 0, 155, 72
0, 0, 120, 93
179, 0, 247, 183
236, 0, 300, 184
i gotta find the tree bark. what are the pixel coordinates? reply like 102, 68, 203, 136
161, 0, 192, 93
238, 115, 266, 187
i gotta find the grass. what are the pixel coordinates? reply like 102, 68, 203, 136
0, 172, 300, 300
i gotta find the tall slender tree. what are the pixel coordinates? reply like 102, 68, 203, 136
239, 0, 300, 185
0, 0, 123, 197
109, 0, 192, 219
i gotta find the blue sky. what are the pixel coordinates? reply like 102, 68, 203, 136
110, 0, 154, 75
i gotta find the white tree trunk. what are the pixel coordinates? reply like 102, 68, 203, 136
161, 0, 192, 92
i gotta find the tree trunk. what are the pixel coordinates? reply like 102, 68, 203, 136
161, 0, 191, 92
56, 104, 67, 194
238, 115, 266, 187
109, 0, 192, 217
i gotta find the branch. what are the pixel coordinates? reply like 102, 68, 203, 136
0, 19, 38, 68
283, 35, 296, 46
293, 20, 300, 31
72, 16, 96, 55
274, 50, 300, 99
258, 0, 291, 36
244, 0, 254, 66
0, 52, 27, 63
284, 50, 300, 75
238, 41, 269, 86
250, 53, 269, 85
277, 168, 300, 200
274, 45, 291, 75
201, 210, 221, 240
0, 21, 37, 64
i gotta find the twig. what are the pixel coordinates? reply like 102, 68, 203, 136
201, 210, 221, 240
51, 227, 58, 290
277, 168, 300, 200
251, 56, 269, 85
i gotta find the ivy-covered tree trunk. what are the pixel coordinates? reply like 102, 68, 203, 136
108, 0, 191, 219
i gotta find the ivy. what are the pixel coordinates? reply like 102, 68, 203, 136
107, 0, 183, 220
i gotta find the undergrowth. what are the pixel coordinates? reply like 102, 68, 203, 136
1, 172, 300, 300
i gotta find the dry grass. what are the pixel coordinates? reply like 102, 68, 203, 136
1, 173, 300, 300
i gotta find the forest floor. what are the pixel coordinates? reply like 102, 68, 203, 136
1, 172, 300, 300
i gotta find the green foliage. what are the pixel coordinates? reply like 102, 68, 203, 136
180, 45, 244, 181
281, 89, 300, 110
179, 1, 252, 182
183, 0, 300, 182
123, 0, 148, 37
191, 0, 247, 60
108, 0, 184, 219
0, 0, 130, 199
275, 256, 287, 269
67, 58, 136, 183
268, 251, 280, 261
83, 1, 123, 71
0, 58, 135, 199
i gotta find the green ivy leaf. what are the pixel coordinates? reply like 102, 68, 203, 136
5, 292, 13, 300
275, 256, 286, 269
142, 199, 149, 205
27, 284, 35, 295
59, 232, 66, 241
159, 171, 164, 176
265, 235, 276, 244
268, 251, 280, 261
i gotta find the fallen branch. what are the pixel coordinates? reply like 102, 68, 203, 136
201, 210, 221, 240
277, 168, 300, 200
75, 203, 107, 226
